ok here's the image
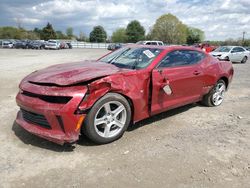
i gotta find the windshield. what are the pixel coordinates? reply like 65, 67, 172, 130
136, 41, 144, 44
99, 47, 162, 69
214, 46, 232, 52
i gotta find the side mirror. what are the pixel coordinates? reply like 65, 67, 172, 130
231, 50, 236, 53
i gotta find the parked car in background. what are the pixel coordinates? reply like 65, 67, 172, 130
59, 42, 68, 49
136, 40, 164, 46
45, 40, 60, 50
15, 45, 234, 145
30, 41, 45, 49
2, 41, 14, 48
210, 46, 249, 63
245, 47, 250, 51
193, 43, 217, 53
26, 40, 36, 49
200, 43, 217, 53
15, 40, 28, 49
66, 42, 72, 49
107, 43, 123, 51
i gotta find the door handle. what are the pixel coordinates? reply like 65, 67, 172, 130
160, 77, 169, 88
193, 70, 201, 75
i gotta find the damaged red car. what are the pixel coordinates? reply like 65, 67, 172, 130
15, 45, 234, 145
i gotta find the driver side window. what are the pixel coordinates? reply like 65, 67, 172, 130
232, 47, 245, 53
158, 50, 205, 68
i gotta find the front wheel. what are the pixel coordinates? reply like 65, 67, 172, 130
201, 80, 226, 107
241, 56, 247, 64
83, 93, 131, 144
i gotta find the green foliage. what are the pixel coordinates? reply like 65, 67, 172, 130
0, 27, 37, 39
33, 27, 43, 38
66, 27, 74, 38
111, 28, 127, 43
186, 27, 204, 45
55, 30, 67, 39
41, 22, 56, 40
126, 20, 145, 43
209, 39, 250, 47
151, 14, 188, 44
89, 26, 107, 42
242, 39, 250, 47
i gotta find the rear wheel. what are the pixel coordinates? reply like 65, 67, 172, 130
241, 56, 247, 64
83, 93, 131, 144
202, 80, 226, 107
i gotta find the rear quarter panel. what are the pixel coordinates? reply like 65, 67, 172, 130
203, 56, 233, 88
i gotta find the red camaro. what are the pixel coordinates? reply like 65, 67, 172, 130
15, 45, 234, 145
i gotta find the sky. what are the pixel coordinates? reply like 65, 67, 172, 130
0, 0, 249, 41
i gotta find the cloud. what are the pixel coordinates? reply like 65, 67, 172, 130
0, 0, 249, 40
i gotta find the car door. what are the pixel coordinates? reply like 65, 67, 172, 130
151, 50, 206, 115
236, 47, 247, 61
231, 47, 244, 62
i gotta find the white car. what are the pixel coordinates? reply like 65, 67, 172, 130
2, 41, 14, 48
45, 40, 60, 50
136, 40, 164, 46
210, 46, 249, 63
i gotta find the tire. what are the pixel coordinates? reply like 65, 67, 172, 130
83, 93, 131, 144
241, 56, 247, 64
225, 56, 230, 61
201, 80, 226, 107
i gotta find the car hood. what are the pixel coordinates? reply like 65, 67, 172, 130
210, 52, 228, 56
25, 60, 129, 86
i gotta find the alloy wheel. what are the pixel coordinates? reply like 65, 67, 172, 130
212, 82, 226, 106
94, 101, 127, 138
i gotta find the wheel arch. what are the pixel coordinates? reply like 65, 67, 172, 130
116, 92, 134, 123
218, 76, 229, 89
81, 90, 135, 123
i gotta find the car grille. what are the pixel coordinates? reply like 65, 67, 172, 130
21, 109, 51, 129
22, 90, 72, 104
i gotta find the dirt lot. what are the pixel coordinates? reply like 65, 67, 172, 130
0, 48, 249, 188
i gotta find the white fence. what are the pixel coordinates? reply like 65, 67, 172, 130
71, 41, 109, 49
0, 39, 110, 49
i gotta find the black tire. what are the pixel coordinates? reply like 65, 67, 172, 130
201, 80, 226, 107
241, 56, 247, 64
225, 56, 230, 61
82, 93, 131, 144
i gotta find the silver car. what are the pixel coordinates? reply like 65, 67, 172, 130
210, 46, 249, 63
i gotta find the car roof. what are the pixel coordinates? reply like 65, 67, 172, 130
221, 46, 243, 48
124, 44, 204, 52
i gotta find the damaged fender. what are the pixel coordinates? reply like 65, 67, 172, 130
78, 70, 152, 123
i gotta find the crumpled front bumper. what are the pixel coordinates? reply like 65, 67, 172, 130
15, 81, 88, 145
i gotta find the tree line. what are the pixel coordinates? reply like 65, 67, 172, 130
0, 23, 86, 41
0, 13, 249, 46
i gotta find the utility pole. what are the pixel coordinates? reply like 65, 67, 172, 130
242, 31, 246, 45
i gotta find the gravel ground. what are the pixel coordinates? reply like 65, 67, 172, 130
0, 48, 249, 188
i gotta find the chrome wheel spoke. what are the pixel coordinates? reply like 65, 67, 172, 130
95, 116, 106, 125
104, 125, 111, 137
216, 95, 222, 101
114, 119, 124, 128
104, 103, 111, 114
218, 85, 225, 93
213, 93, 218, 100
112, 105, 125, 118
